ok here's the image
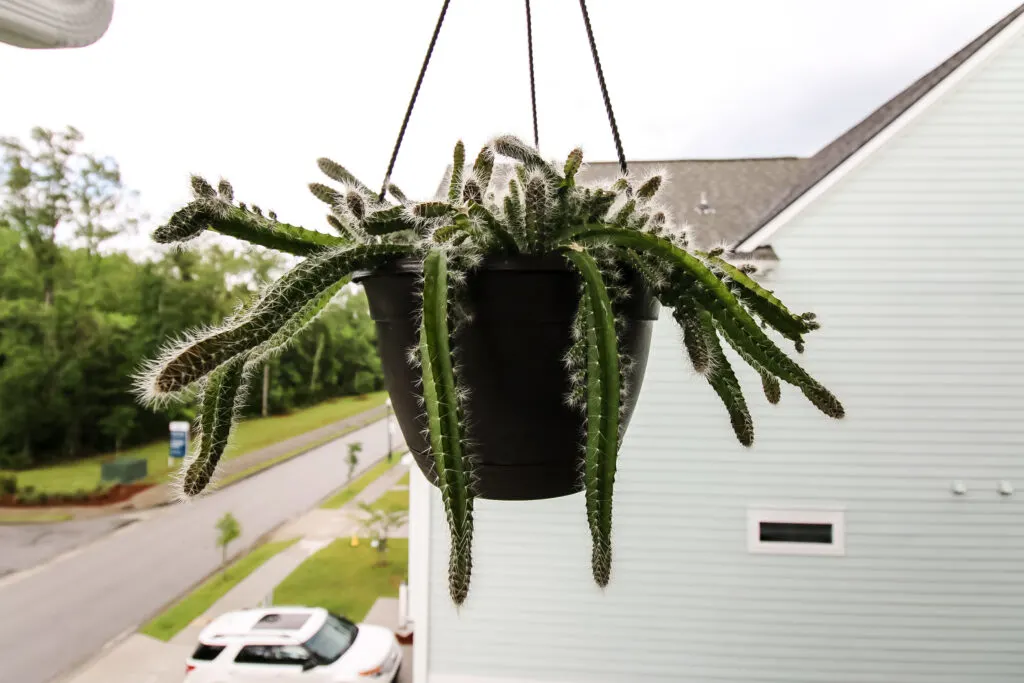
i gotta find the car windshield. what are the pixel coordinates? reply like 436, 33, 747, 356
302, 614, 358, 663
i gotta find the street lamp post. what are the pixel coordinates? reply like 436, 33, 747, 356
385, 397, 393, 462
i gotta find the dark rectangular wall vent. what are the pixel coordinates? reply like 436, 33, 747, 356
759, 522, 833, 544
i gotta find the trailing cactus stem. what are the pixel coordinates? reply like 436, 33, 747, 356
580, 294, 605, 573
702, 252, 813, 342
564, 248, 620, 588
148, 244, 412, 396
698, 308, 754, 446
419, 249, 473, 604
761, 372, 782, 404
156, 200, 344, 256
573, 229, 843, 420
181, 358, 246, 497
676, 305, 710, 374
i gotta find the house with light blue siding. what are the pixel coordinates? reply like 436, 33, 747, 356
406, 5, 1024, 682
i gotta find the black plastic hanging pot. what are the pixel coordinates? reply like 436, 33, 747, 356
354, 254, 659, 501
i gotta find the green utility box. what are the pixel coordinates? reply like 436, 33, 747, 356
100, 457, 148, 484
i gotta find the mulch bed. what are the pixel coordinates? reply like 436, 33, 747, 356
0, 482, 154, 508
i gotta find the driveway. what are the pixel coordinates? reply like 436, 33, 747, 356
0, 417, 402, 683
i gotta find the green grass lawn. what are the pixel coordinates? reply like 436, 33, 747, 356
141, 538, 299, 642
396, 471, 409, 486
7, 392, 387, 494
373, 488, 409, 512
273, 539, 408, 623
320, 455, 402, 509
0, 510, 73, 524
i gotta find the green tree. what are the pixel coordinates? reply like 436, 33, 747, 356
99, 405, 137, 455
0, 126, 141, 303
215, 512, 242, 574
346, 441, 362, 482
357, 502, 408, 567
0, 126, 382, 468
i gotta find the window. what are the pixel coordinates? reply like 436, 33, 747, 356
747, 507, 845, 556
303, 614, 359, 664
254, 613, 311, 630
190, 643, 225, 661
234, 645, 311, 666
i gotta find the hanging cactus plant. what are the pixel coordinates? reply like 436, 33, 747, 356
135, 134, 843, 605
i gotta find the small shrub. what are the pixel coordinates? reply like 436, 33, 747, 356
15, 491, 38, 506
21, 484, 36, 495
73, 489, 89, 503
0, 474, 17, 495
36, 492, 49, 505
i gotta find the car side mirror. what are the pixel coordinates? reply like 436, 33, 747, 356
301, 658, 319, 671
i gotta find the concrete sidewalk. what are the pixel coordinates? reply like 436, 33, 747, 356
62, 454, 413, 683
271, 459, 410, 542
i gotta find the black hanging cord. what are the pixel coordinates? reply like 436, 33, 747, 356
578, 0, 627, 176
525, 0, 539, 150
378, 0, 452, 202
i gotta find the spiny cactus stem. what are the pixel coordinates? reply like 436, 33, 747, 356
207, 210, 343, 256
573, 228, 800, 370
420, 249, 473, 604
550, 220, 618, 246
564, 248, 620, 587
182, 357, 246, 496
156, 200, 345, 256
472, 145, 494, 191
466, 202, 518, 253
448, 141, 465, 204
150, 244, 413, 395
700, 252, 814, 341
697, 308, 754, 446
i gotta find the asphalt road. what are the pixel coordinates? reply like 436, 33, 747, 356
0, 418, 403, 683
0, 516, 140, 578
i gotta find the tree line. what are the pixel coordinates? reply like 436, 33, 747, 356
0, 126, 383, 468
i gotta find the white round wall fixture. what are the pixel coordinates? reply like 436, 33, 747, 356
0, 0, 114, 49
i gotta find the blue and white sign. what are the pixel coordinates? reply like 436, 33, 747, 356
169, 421, 190, 460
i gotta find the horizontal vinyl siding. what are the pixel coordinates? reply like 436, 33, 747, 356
425, 26, 1024, 683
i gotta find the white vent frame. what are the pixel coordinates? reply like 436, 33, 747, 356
747, 507, 846, 556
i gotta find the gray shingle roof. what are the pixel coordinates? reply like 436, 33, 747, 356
735, 2, 1024, 249
575, 158, 808, 248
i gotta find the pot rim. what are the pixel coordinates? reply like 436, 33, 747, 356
351, 253, 573, 281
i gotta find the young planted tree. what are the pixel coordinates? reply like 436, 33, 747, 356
357, 501, 409, 567
215, 511, 241, 575
136, 135, 842, 605
346, 441, 362, 482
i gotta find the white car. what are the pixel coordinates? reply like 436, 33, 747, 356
184, 606, 402, 682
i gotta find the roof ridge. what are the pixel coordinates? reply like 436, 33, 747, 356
584, 156, 807, 165
736, 2, 1024, 247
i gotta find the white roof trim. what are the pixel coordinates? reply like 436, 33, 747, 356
735, 10, 1024, 253
408, 464, 432, 683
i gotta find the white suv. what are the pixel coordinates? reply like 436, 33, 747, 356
184, 606, 402, 682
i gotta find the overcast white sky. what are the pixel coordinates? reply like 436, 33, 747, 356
1, 0, 1020, 256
